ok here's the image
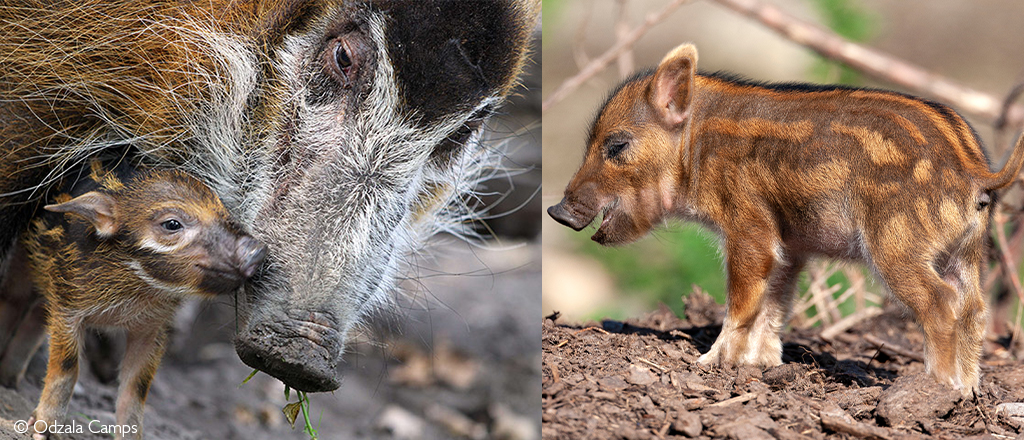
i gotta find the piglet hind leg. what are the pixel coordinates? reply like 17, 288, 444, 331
0, 298, 47, 388
944, 231, 988, 398
872, 242, 984, 397
698, 231, 805, 368
952, 263, 986, 397
114, 326, 169, 440
0, 243, 44, 388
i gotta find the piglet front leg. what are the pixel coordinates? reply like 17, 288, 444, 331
30, 318, 81, 440
113, 326, 169, 440
698, 225, 805, 368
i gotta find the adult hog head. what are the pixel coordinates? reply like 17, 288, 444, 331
548, 44, 698, 245
232, 1, 538, 392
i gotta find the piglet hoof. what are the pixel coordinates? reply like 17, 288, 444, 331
697, 347, 731, 372
697, 337, 735, 367
26, 415, 48, 440
931, 372, 978, 400
696, 351, 718, 366
696, 323, 785, 369
698, 341, 783, 372
695, 349, 738, 373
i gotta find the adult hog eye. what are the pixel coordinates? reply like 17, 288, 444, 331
161, 219, 183, 232
334, 43, 352, 70
607, 142, 629, 159
329, 38, 357, 87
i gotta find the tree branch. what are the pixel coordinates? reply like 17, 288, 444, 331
614, 0, 635, 78
542, 0, 693, 112
708, 0, 1024, 130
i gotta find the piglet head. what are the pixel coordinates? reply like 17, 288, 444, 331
45, 169, 267, 297
550, 44, 699, 245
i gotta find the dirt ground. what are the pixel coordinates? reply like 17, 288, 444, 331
542, 290, 1024, 440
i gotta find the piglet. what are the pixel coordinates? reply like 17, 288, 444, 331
550, 43, 1024, 397
20, 160, 266, 439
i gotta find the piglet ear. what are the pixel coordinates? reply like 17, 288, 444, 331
650, 43, 698, 127
45, 191, 119, 238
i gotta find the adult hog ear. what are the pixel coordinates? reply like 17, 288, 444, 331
649, 43, 698, 127
45, 192, 119, 238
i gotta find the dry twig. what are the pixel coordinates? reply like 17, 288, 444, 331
546, 358, 561, 383
992, 212, 1024, 345
573, 326, 610, 336
554, 326, 612, 348
993, 212, 1024, 305
709, 392, 757, 407
614, 0, 635, 78
863, 334, 924, 363
820, 404, 893, 440
991, 80, 1024, 342
820, 307, 884, 341
571, 4, 594, 70
794, 261, 877, 330
995, 80, 1024, 152
636, 356, 668, 372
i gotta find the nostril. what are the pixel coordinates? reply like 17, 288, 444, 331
236, 237, 268, 279
548, 201, 585, 231
547, 202, 568, 221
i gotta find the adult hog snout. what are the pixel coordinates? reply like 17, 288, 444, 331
235, 308, 343, 392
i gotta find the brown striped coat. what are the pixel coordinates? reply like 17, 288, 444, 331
549, 43, 1024, 396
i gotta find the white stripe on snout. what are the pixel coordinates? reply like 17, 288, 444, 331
127, 260, 198, 297
138, 237, 185, 254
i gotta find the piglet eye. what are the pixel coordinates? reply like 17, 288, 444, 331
161, 219, 183, 232
607, 142, 628, 159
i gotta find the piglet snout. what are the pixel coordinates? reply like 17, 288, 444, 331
235, 236, 268, 279
548, 198, 592, 231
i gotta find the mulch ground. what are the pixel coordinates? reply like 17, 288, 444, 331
542, 290, 1024, 440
